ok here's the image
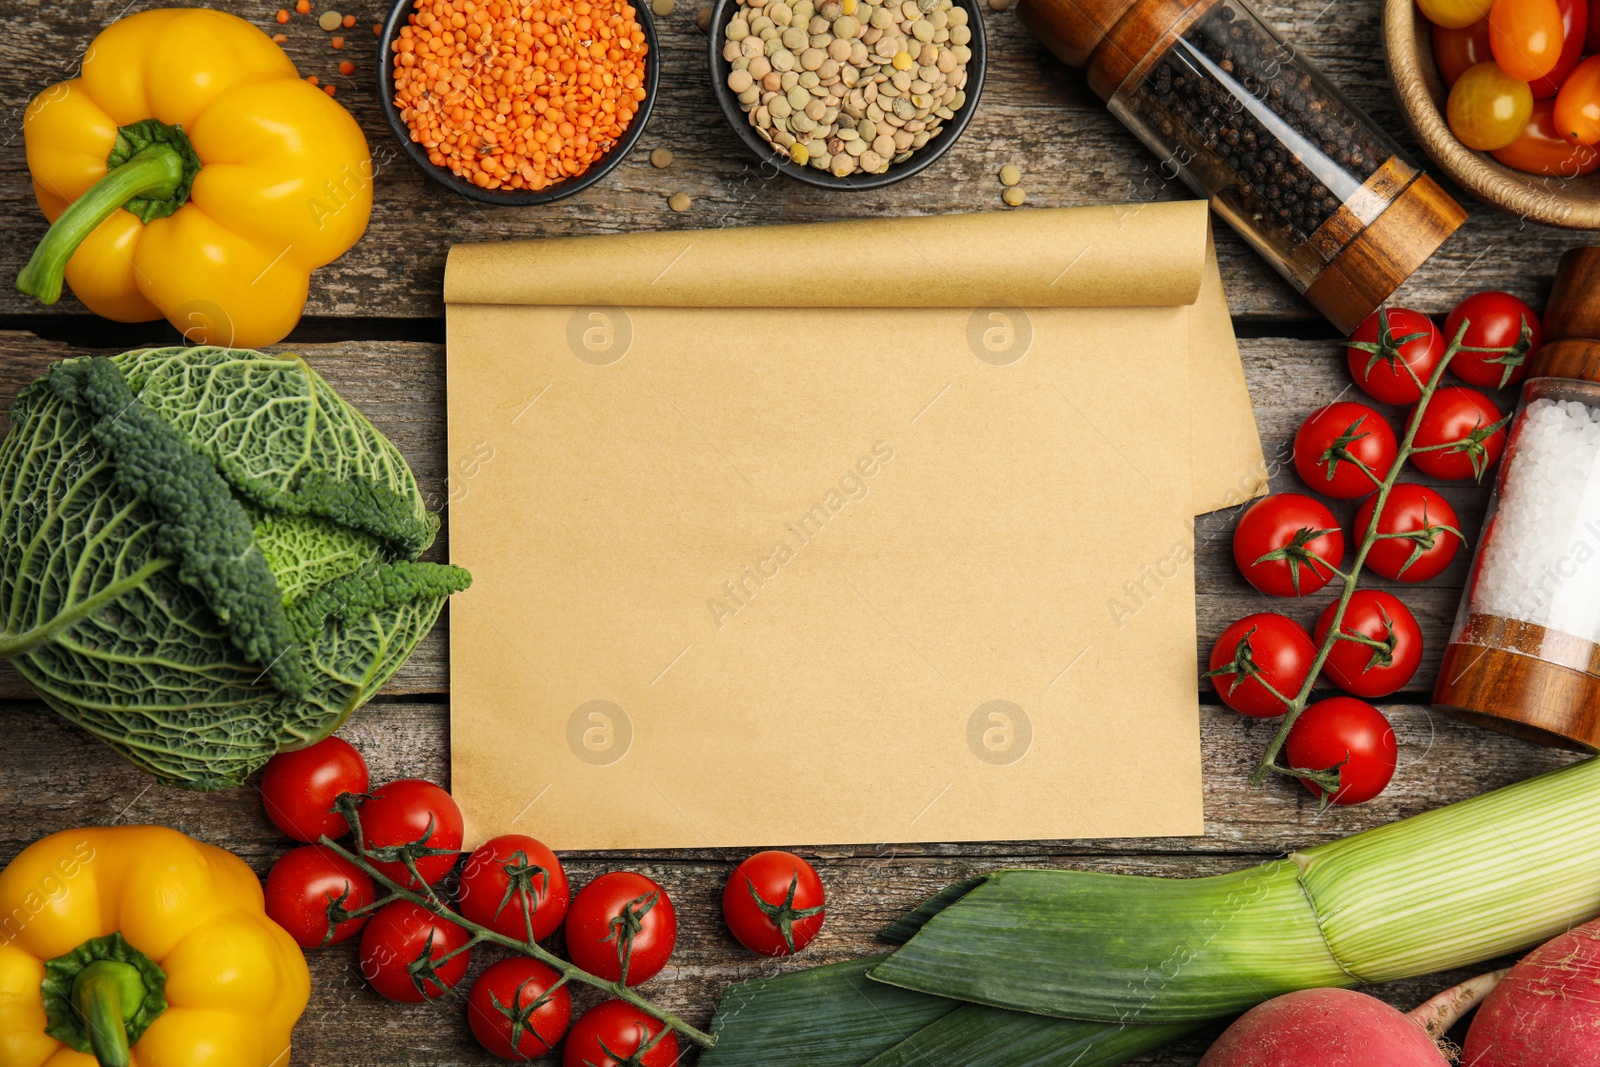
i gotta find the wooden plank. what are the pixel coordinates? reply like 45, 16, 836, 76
0, 0, 1583, 326
0, 330, 1494, 700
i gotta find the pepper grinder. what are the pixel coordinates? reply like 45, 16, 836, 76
1435, 248, 1600, 750
1017, 0, 1467, 333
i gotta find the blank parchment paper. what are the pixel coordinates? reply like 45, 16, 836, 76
444, 201, 1263, 849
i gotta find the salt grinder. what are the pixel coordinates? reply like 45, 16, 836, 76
1016, 0, 1467, 333
1436, 248, 1600, 750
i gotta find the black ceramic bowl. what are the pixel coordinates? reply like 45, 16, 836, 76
707, 0, 985, 190
377, 0, 660, 204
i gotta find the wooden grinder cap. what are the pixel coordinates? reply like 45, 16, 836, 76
1532, 246, 1600, 384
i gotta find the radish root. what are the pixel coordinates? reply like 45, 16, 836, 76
1408, 969, 1512, 1040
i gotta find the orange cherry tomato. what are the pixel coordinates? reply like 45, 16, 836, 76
1555, 54, 1600, 143
1420, 0, 1495, 28
1529, 0, 1587, 95
1449, 61, 1537, 149
1489, 0, 1566, 81
1434, 20, 1494, 87
1493, 97, 1600, 171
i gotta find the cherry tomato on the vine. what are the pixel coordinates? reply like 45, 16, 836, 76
566, 871, 677, 986
1314, 591, 1424, 698
564, 1001, 679, 1067
458, 834, 570, 943
1285, 696, 1398, 805
1448, 61, 1536, 150
260, 735, 369, 843
359, 779, 464, 888
1493, 98, 1600, 176
1420, 0, 1494, 28
1555, 54, 1600, 143
1434, 19, 1494, 86
264, 844, 376, 948
1488, 0, 1566, 81
1293, 402, 1397, 498
1443, 291, 1543, 389
1347, 307, 1445, 404
1206, 613, 1318, 718
724, 851, 827, 956
1232, 494, 1345, 597
359, 900, 473, 1002
468, 957, 572, 1061
1356, 484, 1465, 581
1530, 0, 1588, 95
1410, 387, 1510, 480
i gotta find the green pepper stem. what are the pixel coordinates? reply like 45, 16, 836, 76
72, 961, 146, 1067
16, 145, 187, 305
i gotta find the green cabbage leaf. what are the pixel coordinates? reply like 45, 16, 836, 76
0, 347, 470, 789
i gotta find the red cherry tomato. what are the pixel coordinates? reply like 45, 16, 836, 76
1293, 402, 1398, 499
1206, 613, 1318, 718
1410, 387, 1510, 480
566, 872, 677, 986
1434, 19, 1494, 86
468, 957, 572, 1061
1590, 0, 1600, 46
457, 834, 570, 943
1355, 484, 1464, 582
359, 900, 472, 1002
564, 1001, 679, 1067
1314, 591, 1424, 698
359, 779, 464, 888
1492, 98, 1600, 174
264, 844, 376, 948
1232, 494, 1345, 597
1449, 61, 1537, 149
1489, 0, 1566, 80
1530, 0, 1588, 95
1443, 291, 1542, 389
1347, 308, 1446, 404
1555, 54, 1600, 143
1285, 697, 1398, 805
723, 851, 827, 956
260, 735, 369, 843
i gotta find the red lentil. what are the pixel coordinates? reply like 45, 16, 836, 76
272, 32, 289, 42
296, 0, 312, 12
391, 0, 649, 191
276, 8, 291, 23
340, 59, 357, 75
325, 84, 338, 95
332, 35, 346, 47
306, 74, 321, 85
343, 13, 358, 27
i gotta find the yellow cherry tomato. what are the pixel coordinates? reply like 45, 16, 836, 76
1419, 0, 1495, 29
1488, 0, 1565, 81
1448, 60, 1536, 149
1554, 53, 1600, 143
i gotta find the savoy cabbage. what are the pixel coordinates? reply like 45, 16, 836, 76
0, 347, 470, 788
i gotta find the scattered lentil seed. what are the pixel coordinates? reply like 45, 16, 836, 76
339, 59, 356, 75
318, 10, 342, 30
272, 32, 289, 42
988, 0, 1012, 9
1002, 185, 1025, 206
332, 35, 346, 47
650, 146, 674, 167
652, 0, 674, 14
343, 13, 357, 26
296, 0, 312, 12
373, 21, 383, 34
306, 74, 321, 85
668, 190, 691, 211
697, 5, 712, 28
324, 84, 338, 96
998, 163, 1020, 186
276, 8, 291, 23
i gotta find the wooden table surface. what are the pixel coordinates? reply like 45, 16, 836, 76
2, 0, 1593, 1062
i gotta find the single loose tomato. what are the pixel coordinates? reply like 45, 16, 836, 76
359, 900, 472, 1002
264, 844, 376, 948
1449, 61, 1536, 150
724, 851, 827, 956
468, 957, 572, 1061
1530, 0, 1587, 95
1232, 494, 1345, 597
564, 1001, 679, 1067
1434, 19, 1495, 86
566, 871, 677, 986
1206, 614, 1318, 718
1420, 0, 1495, 27
1285, 697, 1398, 805
1489, 0, 1566, 80
1443, 291, 1543, 389
260, 735, 369, 843
1493, 98, 1600, 174
1346, 307, 1446, 404
1555, 54, 1600, 142
1356, 484, 1464, 581
359, 779, 464, 888
1314, 591, 1424, 698
458, 834, 570, 943
1410, 387, 1510, 480
1293, 402, 1398, 498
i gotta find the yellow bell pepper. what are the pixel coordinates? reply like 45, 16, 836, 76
18, 8, 372, 347
0, 826, 309, 1067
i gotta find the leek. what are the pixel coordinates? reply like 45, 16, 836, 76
873, 756, 1600, 1022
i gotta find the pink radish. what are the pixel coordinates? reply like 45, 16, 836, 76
1199, 972, 1507, 1067
1463, 917, 1600, 1066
